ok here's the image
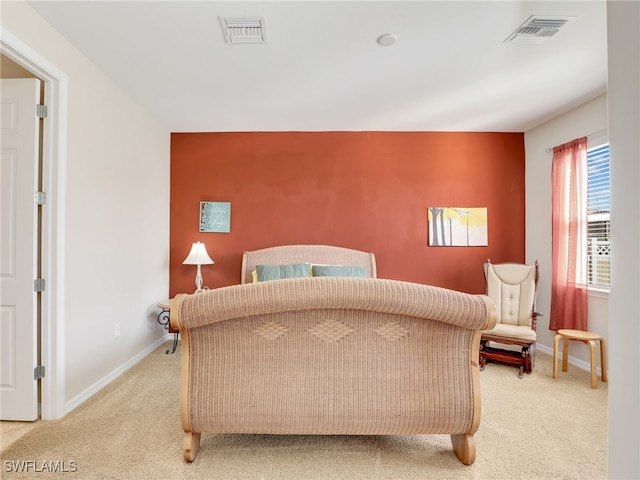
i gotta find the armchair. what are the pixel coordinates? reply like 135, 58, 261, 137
479, 259, 540, 378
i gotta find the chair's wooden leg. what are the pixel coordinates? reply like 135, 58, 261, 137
518, 366, 524, 379
599, 338, 607, 382
450, 434, 476, 466
531, 343, 536, 370
552, 334, 561, 379
523, 346, 532, 374
588, 340, 597, 389
183, 432, 201, 462
562, 337, 569, 372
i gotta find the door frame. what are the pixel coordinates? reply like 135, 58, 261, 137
1, 28, 67, 420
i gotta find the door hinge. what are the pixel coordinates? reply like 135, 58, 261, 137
34, 278, 46, 292
35, 191, 46, 205
36, 104, 48, 119
34, 365, 45, 380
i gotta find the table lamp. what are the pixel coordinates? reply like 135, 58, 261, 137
183, 242, 214, 293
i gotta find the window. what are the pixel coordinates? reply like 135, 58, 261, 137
587, 142, 610, 290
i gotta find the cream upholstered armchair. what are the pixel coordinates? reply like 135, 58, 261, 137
479, 259, 540, 378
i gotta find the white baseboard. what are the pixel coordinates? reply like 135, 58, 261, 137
64, 335, 171, 414
537, 343, 606, 377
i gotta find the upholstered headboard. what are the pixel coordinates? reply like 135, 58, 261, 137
240, 245, 377, 284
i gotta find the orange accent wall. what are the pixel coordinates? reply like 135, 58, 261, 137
170, 131, 525, 296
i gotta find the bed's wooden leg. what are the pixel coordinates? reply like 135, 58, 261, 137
183, 432, 201, 462
450, 434, 476, 465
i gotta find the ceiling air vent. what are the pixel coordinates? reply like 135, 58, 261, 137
504, 15, 575, 44
219, 17, 267, 44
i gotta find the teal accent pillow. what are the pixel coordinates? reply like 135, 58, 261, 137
311, 265, 368, 278
255, 263, 311, 281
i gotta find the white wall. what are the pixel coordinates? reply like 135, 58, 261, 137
607, 1, 640, 478
1, 1, 170, 409
525, 94, 608, 366
527, 3, 640, 477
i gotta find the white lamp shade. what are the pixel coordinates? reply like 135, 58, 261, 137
183, 242, 214, 265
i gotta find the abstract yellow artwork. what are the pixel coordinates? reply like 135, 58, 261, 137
427, 207, 488, 246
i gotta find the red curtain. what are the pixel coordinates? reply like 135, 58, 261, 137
550, 137, 588, 331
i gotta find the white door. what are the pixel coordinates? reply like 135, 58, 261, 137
0, 78, 41, 421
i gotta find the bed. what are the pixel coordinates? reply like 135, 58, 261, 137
170, 244, 495, 465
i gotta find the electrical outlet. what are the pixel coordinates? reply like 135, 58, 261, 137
115, 323, 120, 338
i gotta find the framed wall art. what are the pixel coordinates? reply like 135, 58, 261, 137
427, 207, 488, 246
199, 201, 231, 233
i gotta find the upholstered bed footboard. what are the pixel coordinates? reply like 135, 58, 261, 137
170, 276, 495, 465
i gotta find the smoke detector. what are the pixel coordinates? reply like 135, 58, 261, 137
376, 33, 398, 47
219, 17, 267, 44
504, 15, 576, 44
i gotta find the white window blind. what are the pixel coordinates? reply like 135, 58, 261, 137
587, 142, 610, 290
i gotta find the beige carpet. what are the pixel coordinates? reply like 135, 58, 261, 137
0, 341, 607, 480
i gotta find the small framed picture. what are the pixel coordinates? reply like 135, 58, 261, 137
199, 201, 231, 233
427, 207, 488, 246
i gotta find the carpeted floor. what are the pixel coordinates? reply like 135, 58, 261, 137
0, 341, 607, 480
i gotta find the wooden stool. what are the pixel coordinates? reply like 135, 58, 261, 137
552, 329, 607, 389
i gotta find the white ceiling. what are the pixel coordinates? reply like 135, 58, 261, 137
27, 1, 608, 133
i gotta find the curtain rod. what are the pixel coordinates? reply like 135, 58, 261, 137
545, 128, 608, 153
